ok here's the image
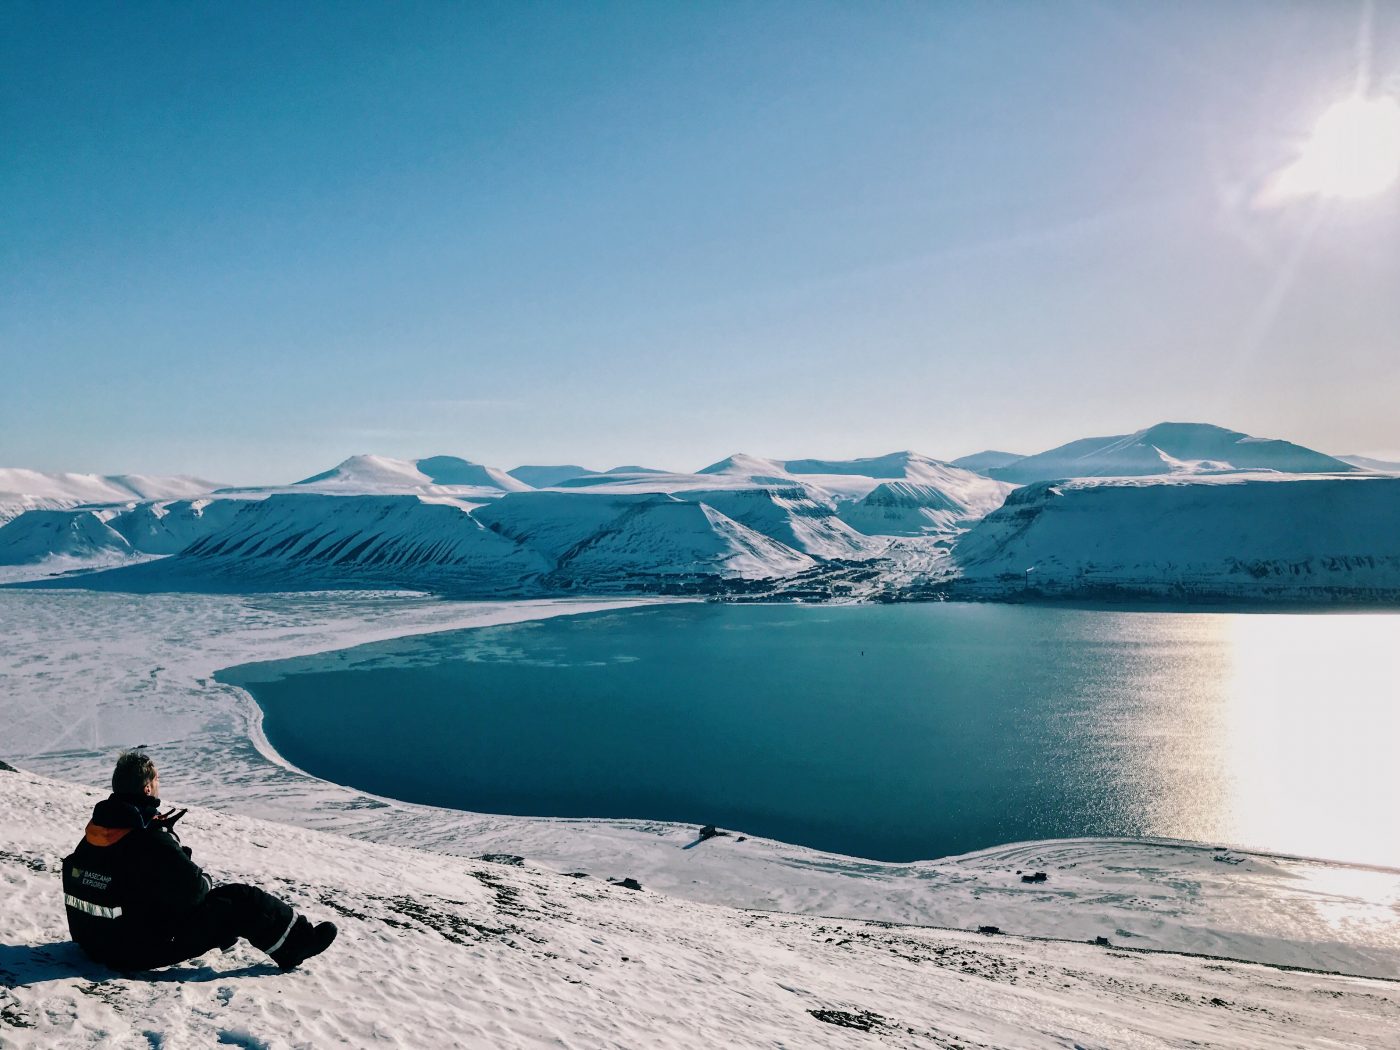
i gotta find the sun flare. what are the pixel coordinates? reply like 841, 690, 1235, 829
1269, 94, 1400, 201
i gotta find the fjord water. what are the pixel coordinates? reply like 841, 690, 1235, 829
222, 603, 1400, 865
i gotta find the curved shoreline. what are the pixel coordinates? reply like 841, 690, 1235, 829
217, 597, 1400, 870
4, 587, 1399, 979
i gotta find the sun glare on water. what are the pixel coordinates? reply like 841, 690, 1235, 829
1269, 94, 1400, 201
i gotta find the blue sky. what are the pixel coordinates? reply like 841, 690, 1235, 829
3, 1, 1398, 483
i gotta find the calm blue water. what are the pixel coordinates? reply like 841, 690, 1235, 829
221, 603, 1400, 864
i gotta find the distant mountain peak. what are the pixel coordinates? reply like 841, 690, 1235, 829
990, 423, 1355, 484
506, 465, 594, 488
949, 450, 1024, 475
697, 454, 792, 478
294, 455, 528, 492
1336, 454, 1400, 473
783, 451, 949, 479
0, 468, 222, 525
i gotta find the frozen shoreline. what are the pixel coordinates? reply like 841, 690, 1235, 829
2, 587, 1399, 982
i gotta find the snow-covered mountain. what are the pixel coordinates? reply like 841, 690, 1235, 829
4, 426, 1398, 602
786, 455, 1014, 539
57, 490, 819, 594
838, 477, 1013, 538
0, 468, 862, 587
105, 498, 253, 555
89, 494, 551, 593
507, 464, 595, 487
0, 468, 220, 524
784, 450, 952, 479
474, 490, 818, 584
949, 450, 1025, 474
990, 422, 1355, 484
951, 473, 1400, 602
1337, 453, 1400, 472
0, 509, 132, 565
674, 487, 876, 560
697, 453, 794, 482
0, 498, 252, 566
293, 454, 530, 493
553, 469, 786, 493
533, 451, 1010, 544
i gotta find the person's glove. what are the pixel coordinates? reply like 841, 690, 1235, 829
153, 807, 188, 828
153, 807, 189, 846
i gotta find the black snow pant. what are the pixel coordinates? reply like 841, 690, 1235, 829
133, 884, 296, 969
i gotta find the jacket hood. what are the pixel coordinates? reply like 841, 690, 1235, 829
85, 792, 161, 846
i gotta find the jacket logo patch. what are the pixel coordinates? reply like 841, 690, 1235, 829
73, 868, 113, 891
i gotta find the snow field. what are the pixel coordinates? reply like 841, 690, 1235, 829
4, 768, 1398, 1049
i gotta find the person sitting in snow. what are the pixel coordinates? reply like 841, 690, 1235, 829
63, 749, 337, 971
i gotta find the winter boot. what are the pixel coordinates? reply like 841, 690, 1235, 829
268, 916, 338, 970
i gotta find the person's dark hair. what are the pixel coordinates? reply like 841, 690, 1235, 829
112, 750, 157, 795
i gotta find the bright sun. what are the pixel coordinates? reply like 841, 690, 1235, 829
1271, 94, 1400, 201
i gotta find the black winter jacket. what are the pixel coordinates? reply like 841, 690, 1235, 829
63, 793, 211, 969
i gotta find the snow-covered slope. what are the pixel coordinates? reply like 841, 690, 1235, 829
540, 469, 894, 548
991, 422, 1356, 484
820, 458, 1014, 539
73, 494, 552, 594
782, 450, 940, 479
552, 469, 781, 492
677, 487, 878, 560
697, 453, 794, 482
294, 454, 530, 493
105, 498, 253, 555
838, 478, 1012, 538
1338, 453, 1400, 473
949, 450, 1025, 474
781, 451, 1013, 519
0, 509, 133, 565
5, 428, 1399, 601
0, 499, 259, 567
952, 473, 1400, 601
475, 490, 817, 583
54, 489, 821, 594
506, 464, 594, 487
8, 486, 835, 592
669, 452, 1015, 541
488, 469, 881, 560
7, 768, 1395, 1049
552, 466, 675, 486
0, 469, 219, 524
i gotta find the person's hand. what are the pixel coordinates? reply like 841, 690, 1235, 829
154, 807, 188, 827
